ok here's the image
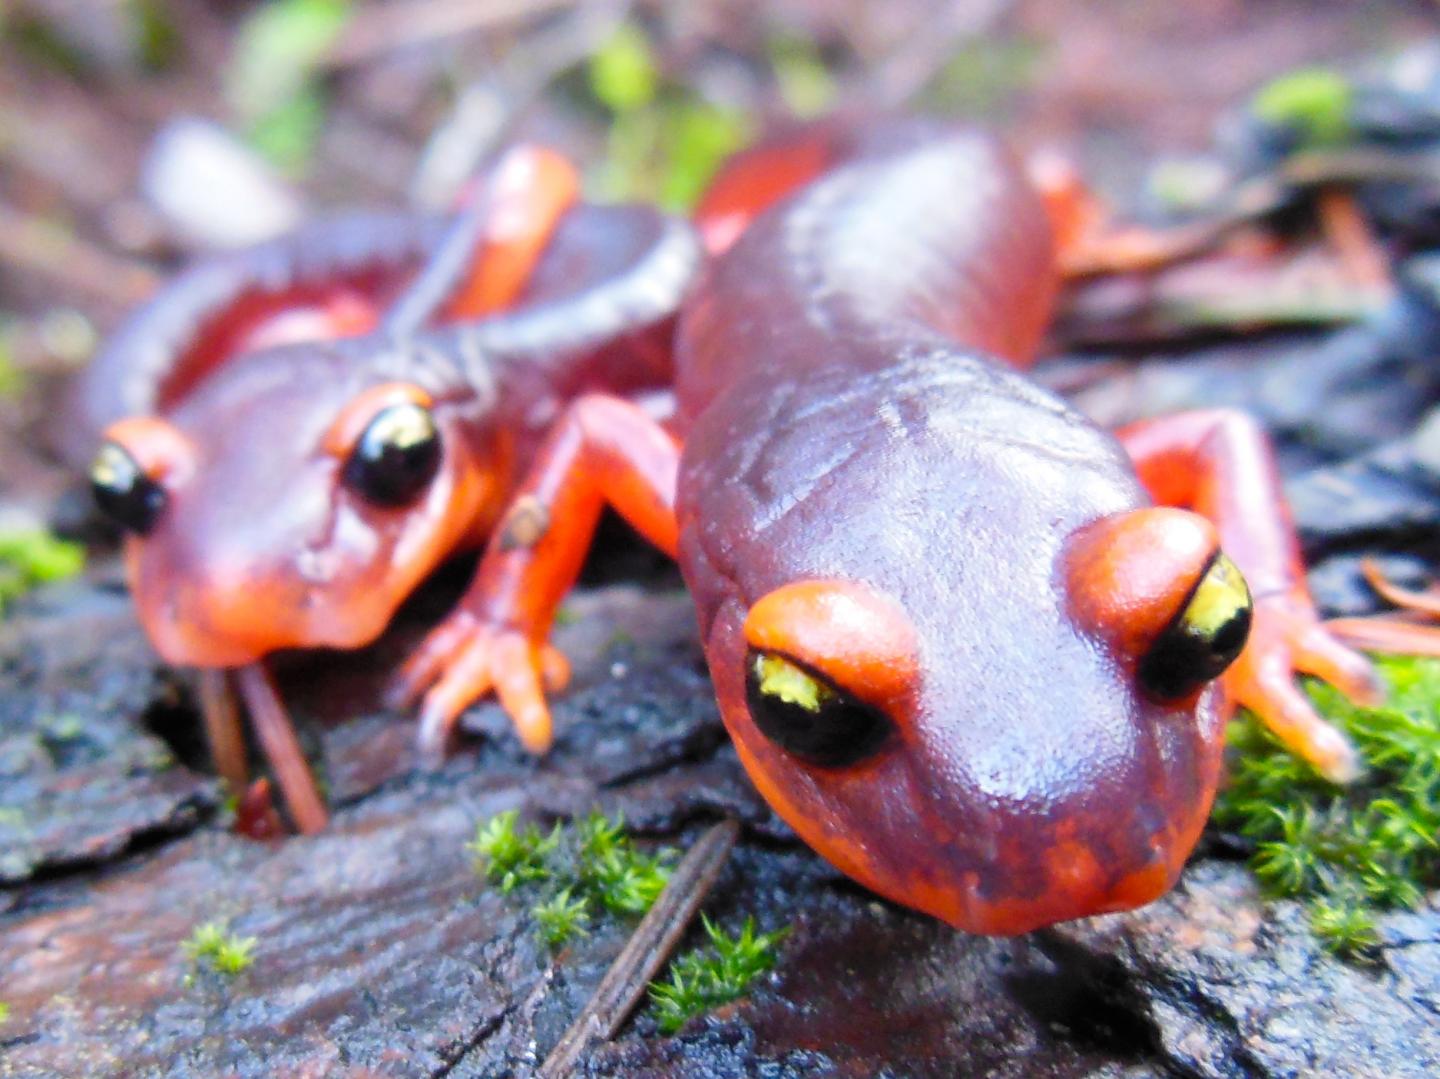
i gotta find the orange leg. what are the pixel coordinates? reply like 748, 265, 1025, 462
1117, 409, 1381, 781
390, 394, 682, 761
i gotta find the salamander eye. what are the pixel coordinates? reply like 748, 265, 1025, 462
745, 649, 893, 767
90, 441, 166, 535
345, 403, 442, 506
1138, 552, 1253, 700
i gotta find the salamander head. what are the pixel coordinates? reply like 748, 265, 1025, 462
684, 377, 1250, 934
90, 344, 501, 667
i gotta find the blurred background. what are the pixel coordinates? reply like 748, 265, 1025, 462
0, 0, 1436, 550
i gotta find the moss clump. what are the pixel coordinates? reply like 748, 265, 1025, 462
531, 888, 591, 949
469, 810, 561, 893
1214, 654, 1440, 957
0, 531, 84, 616
648, 916, 789, 1034
574, 809, 672, 915
182, 921, 257, 976
470, 809, 675, 948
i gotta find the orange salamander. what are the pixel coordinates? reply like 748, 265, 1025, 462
79, 147, 702, 832
390, 119, 1382, 933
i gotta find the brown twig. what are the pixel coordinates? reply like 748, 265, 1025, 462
234, 662, 329, 835
538, 819, 740, 1077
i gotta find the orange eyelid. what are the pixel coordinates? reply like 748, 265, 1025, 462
102, 416, 196, 486
1065, 507, 1218, 659
323, 382, 435, 458
743, 579, 919, 706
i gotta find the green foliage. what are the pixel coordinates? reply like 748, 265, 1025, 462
1251, 68, 1353, 148
226, 0, 354, 170
468, 810, 560, 893
587, 24, 751, 211
649, 916, 789, 1034
0, 531, 85, 617
531, 888, 591, 949
1214, 654, 1440, 957
590, 25, 659, 113
183, 922, 257, 976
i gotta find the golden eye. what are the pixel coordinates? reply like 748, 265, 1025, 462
1138, 552, 1253, 700
745, 650, 892, 767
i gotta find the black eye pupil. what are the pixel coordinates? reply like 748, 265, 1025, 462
345, 403, 442, 506
1138, 604, 1253, 701
744, 651, 893, 767
90, 442, 166, 535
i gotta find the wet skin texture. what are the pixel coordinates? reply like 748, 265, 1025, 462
677, 126, 1222, 932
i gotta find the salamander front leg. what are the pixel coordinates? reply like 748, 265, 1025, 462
1117, 409, 1382, 781
390, 394, 681, 761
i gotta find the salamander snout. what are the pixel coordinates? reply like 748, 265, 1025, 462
706, 508, 1252, 934
94, 367, 495, 671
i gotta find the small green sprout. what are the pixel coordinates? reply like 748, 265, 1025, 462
576, 810, 673, 915
1214, 654, 1440, 957
0, 1001, 10, 1022
183, 921, 257, 976
0, 531, 85, 617
469, 810, 560, 893
649, 916, 789, 1034
531, 888, 591, 949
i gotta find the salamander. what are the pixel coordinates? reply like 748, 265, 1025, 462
79, 147, 702, 832
392, 120, 1381, 933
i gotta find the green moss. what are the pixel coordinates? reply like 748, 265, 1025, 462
531, 888, 591, 949
0, 531, 85, 617
649, 916, 789, 1034
468, 810, 560, 893
0, 1001, 9, 1022
1214, 654, 1440, 957
1251, 68, 1353, 148
575, 810, 672, 915
183, 921, 257, 976
469, 809, 677, 948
